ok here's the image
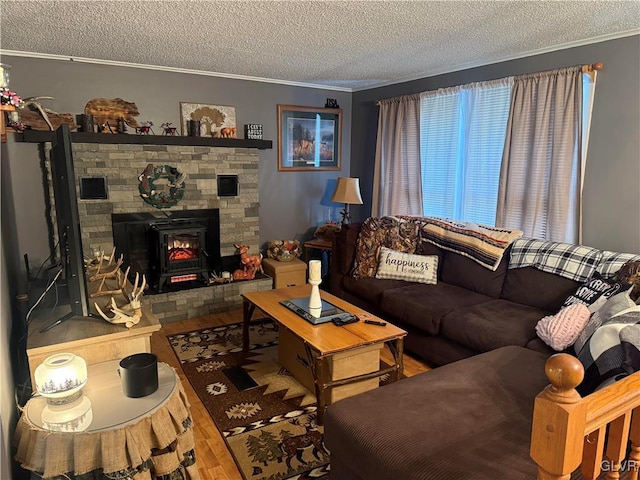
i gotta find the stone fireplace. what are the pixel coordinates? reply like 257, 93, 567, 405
44, 141, 271, 322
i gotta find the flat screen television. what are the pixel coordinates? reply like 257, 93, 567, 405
41, 125, 91, 330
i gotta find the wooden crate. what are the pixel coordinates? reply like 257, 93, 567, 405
262, 258, 307, 289
278, 325, 382, 403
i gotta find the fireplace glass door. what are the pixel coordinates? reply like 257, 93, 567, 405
168, 232, 200, 266
151, 223, 209, 291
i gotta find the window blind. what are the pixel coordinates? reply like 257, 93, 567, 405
420, 79, 512, 225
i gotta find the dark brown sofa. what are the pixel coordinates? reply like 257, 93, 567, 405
324, 345, 640, 480
325, 219, 640, 479
325, 345, 549, 480
330, 222, 582, 366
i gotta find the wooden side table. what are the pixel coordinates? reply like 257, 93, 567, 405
303, 238, 333, 262
304, 238, 333, 281
14, 360, 199, 479
262, 257, 307, 289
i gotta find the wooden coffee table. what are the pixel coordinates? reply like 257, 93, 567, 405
242, 285, 406, 423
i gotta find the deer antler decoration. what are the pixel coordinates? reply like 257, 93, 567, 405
95, 297, 141, 328
90, 266, 130, 298
127, 272, 146, 309
95, 273, 147, 328
89, 254, 123, 282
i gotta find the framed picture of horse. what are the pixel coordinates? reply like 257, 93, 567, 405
277, 105, 342, 171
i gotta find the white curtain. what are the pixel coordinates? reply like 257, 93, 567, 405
496, 67, 584, 242
372, 94, 422, 217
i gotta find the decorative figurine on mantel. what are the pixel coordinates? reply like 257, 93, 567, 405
85, 97, 140, 130
17, 95, 77, 131
232, 244, 263, 280
117, 117, 128, 134
136, 121, 154, 135
161, 122, 178, 135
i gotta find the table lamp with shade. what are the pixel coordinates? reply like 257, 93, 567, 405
34, 352, 93, 431
330, 177, 363, 225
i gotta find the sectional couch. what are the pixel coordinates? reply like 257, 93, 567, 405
325, 216, 639, 479
329, 217, 631, 366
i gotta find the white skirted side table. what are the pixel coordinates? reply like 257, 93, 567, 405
14, 360, 199, 480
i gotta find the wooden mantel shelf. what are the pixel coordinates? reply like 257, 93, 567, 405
15, 129, 273, 149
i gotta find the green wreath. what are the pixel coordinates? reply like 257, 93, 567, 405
138, 164, 186, 209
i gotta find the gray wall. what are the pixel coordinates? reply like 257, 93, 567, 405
351, 35, 640, 254
1, 55, 352, 280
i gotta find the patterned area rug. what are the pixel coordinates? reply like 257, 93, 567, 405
168, 320, 330, 480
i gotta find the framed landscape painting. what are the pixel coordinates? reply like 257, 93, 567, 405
277, 105, 342, 171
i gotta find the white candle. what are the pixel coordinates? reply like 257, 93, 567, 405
309, 260, 322, 281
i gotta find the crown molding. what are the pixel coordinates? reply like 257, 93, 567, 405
2, 29, 638, 94
0, 50, 352, 93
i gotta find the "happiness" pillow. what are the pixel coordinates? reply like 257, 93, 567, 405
375, 247, 438, 284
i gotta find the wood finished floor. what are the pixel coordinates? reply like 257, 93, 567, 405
151, 308, 431, 480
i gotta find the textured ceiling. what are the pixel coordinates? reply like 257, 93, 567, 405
1, 1, 639, 91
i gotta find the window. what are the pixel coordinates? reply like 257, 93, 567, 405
419, 79, 513, 225
375, 68, 596, 241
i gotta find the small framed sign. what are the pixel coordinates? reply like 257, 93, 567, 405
244, 124, 263, 140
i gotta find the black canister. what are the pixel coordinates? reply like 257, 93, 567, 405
187, 119, 201, 137
77, 114, 94, 133
119, 353, 158, 398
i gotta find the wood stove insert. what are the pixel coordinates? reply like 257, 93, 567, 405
112, 209, 221, 293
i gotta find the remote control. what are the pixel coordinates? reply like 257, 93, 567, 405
364, 319, 387, 326
332, 314, 359, 326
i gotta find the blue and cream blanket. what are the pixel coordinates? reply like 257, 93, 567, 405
417, 217, 523, 271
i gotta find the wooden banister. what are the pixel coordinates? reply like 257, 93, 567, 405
628, 408, 640, 480
531, 355, 640, 480
582, 427, 606, 479
606, 412, 633, 479
531, 354, 587, 479
585, 372, 640, 433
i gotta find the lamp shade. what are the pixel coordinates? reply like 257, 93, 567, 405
34, 353, 87, 403
330, 177, 363, 205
